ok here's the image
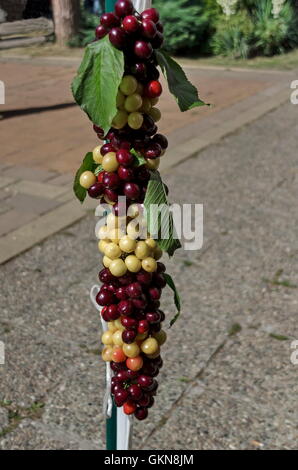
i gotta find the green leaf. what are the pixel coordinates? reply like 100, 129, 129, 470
155, 49, 206, 112
143, 171, 181, 257
71, 37, 124, 135
164, 273, 181, 327
94, 164, 103, 176
130, 148, 146, 167
73, 152, 95, 203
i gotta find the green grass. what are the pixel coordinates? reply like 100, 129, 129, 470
177, 48, 298, 71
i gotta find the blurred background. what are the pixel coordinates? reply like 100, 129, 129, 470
0, 0, 297, 450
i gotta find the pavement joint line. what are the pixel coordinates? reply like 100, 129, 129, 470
8, 180, 71, 200
0, 200, 87, 265
161, 87, 290, 173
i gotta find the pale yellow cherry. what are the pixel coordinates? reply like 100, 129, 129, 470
146, 158, 160, 170
142, 257, 157, 272
123, 342, 140, 358
127, 203, 141, 219
109, 228, 125, 243
153, 329, 167, 346
108, 321, 118, 333
103, 255, 112, 268
79, 171, 96, 189
151, 97, 159, 106
102, 152, 119, 172
114, 318, 125, 330
92, 145, 103, 164
98, 239, 108, 253
126, 220, 147, 239
104, 242, 121, 259
153, 245, 163, 260
139, 97, 152, 113
112, 329, 124, 346
116, 90, 126, 110
124, 93, 143, 112
119, 235, 136, 253
128, 112, 143, 130
145, 238, 157, 249
135, 241, 150, 260
101, 330, 114, 345
106, 213, 126, 231
125, 255, 142, 273
112, 110, 128, 129
97, 225, 110, 241
102, 346, 113, 362
149, 107, 161, 122
119, 75, 138, 95
141, 337, 159, 355
146, 346, 161, 359
109, 258, 127, 277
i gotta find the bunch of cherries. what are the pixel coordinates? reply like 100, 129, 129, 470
79, 1, 172, 421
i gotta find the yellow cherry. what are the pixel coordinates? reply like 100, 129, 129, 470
125, 255, 142, 273
146, 158, 160, 170
141, 337, 159, 355
101, 330, 114, 345
79, 171, 96, 189
123, 342, 140, 358
109, 258, 127, 277
104, 242, 122, 259
141, 257, 157, 272
119, 235, 137, 253
134, 241, 150, 260
92, 145, 103, 164
102, 152, 119, 172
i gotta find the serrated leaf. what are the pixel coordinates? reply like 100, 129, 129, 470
164, 273, 181, 327
130, 148, 146, 167
73, 152, 95, 203
71, 37, 124, 135
156, 49, 206, 112
143, 171, 181, 257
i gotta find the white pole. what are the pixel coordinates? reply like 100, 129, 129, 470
91, 0, 153, 450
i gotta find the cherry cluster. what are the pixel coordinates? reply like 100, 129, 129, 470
95, 0, 164, 55
97, 262, 167, 420
79, 1, 171, 421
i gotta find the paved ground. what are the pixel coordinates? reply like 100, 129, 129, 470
0, 58, 295, 264
0, 100, 297, 450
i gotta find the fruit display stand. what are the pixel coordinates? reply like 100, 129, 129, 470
72, 0, 205, 451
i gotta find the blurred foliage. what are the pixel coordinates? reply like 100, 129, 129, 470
211, 10, 253, 58
154, 0, 212, 55
68, 0, 298, 59
211, 0, 298, 58
69, 9, 99, 47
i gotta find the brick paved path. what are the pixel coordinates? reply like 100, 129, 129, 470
0, 58, 294, 263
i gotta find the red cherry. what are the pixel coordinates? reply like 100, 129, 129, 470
109, 27, 127, 49
97, 171, 104, 183
141, 19, 157, 39
118, 166, 134, 181
141, 8, 159, 23
121, 316, 138, 329
138, 319, 149, 334
122, 15, 140, 33
101, 143, 116, 156
100, 12, 119, 28
115, 0, 134, 18
123, 400, 136, 415
134, 407, 148, 420
116, 149, 134, 167
107, 304, 120, 320
95, 25, 108, 39
151, 31, 164, 49
145, 80, 162, 98
134, 40, 153, 59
